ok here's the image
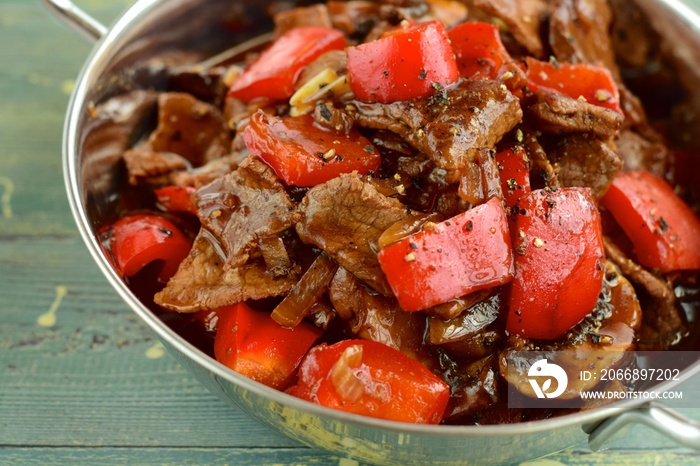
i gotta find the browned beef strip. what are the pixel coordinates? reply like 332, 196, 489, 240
146, 92, 230, 167
615, 129, 669, 177
169, 153, 243, 188
273, 4, 332, 37
194, 156, 296, 270
521, 127, 560, 188
443, 354, 502, 422
603, 237, 684, 350
473, 0, 550, 58
549, 0, 620, 79
82, 90, 158, 193
328, 1, 381, 37
545, 133, 622, 199
526, 90, 623, 139
123, 149, 189, 186
296, 173, 412, 296
154, 232, 297, 313
351, 79, 522, 181
329, 267, 436, 368
609, 0, 660, 70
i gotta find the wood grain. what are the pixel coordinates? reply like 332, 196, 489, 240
2, 1, 700, 465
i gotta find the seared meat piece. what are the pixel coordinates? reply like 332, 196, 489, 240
169, 153, 244, 188
473, 0, 550, 58
328, 0, 381, 37
603, 237, 684, 350
329, 267, 435, 367
352, 79, 522, 181
274, 4, 332, 37
545, 133, 622, 199
144, 92, 230, 167
549, 0, 620, 79
521, 127, 559, 188
194, 156, 296, 270
526, 91, 623, 139
154, 233, 297, 312
609, 0, 660, 70
83, 90, 158, 192
123, 149, 189, 186
123, 92, 231, 186
443, 355, 501, 422
615, 129, 669, 177
296, 173, 412, 295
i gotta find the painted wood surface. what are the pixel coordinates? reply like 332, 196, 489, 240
1, 1, 700, 465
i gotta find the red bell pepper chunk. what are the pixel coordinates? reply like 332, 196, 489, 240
448, 22, 526, 90
600, 170, 700, 271
154, 186, 197, 215
506, 188, 605, 340
103, 214, 192, 283
286, 339, 449, 424
241, 111, 381, 187
377, 197, 514, 311
228, 26, 347, 102
214, 302, 322, 390
496, 146, 531, 210
347, 20, 459, 103
524, 57, 622, 114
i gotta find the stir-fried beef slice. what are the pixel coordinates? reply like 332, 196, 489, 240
352, 80, 522, 181
603, 237, 684, 350
609, 0, 660, 71
457, 148, 504, 206
526, 91, 623, 139
615, 129, 669, 177
273, 4, 332, 36
521, 127, 560, 188
443, 354, 502, 423
123, 149, 189, 186
169, 153, 244, 188
473, 0, 550, 58
544, 133, 622, 199
83, 90, 158, 192
314, 101, 355, 136
154, 232, 297, 313
423, 0, 468, 27
146, 92, 231, 167
329, 266, 436, 367
167, 65, 229, 107
194, 156, 296, 270
549, 0, 620, 79
296, 173, 412, 296
328, 1, 381, 37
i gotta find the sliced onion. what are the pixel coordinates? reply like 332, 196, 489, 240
271, 253, 338, 327
377, 212, 442, 250
428, 292, 501, 345
330, 344, 364, 403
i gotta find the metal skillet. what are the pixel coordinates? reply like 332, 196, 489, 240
43, 0, 700, 463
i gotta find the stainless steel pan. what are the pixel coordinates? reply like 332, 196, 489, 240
44, 0, 700, 463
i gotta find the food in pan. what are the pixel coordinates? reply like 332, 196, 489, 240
93, 0, 700, 425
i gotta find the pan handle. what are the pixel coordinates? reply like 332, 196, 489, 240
41, 0, 107, 43
588, 402, 700, 451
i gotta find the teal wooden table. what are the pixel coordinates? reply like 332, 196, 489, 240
2, 1, 700, 465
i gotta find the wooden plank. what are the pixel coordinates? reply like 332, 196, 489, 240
0, 446, 698, 466
0, 447, 348, 466
0, 236, 298, 448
